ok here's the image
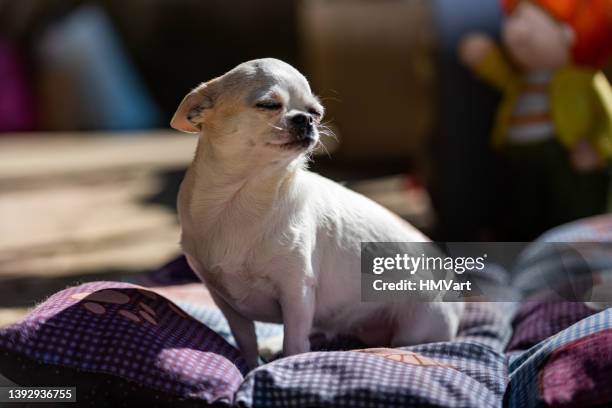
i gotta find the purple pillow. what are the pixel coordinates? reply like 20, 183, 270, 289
507, 309, 612, 408
0, 282, 246, 405
508, 302, 596, 351
540, 329, 612, 407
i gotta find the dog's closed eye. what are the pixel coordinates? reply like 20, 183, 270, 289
256, 101, 283, 110
307, 107, 323, 119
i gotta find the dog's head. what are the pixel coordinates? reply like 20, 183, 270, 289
171, 59, 324, 165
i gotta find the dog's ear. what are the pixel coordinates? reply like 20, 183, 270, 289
171, 83, 215, 133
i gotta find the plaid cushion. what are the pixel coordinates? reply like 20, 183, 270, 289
236, 344, 505, 408
507, 308, 612, 408
536, 214, 612, 243
505, 216, 612, 406
0, 282, 246, 405
512, 215, 612, 299
235, 302, 513, 408
7, 216, 611, 406
507, 302, 596, 351
508, 214, 612, 351
540, 329, 612, 407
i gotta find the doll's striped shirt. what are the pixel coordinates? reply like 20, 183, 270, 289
507, 70, 555, 144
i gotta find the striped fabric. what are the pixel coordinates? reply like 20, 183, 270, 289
507, 70, 555, 144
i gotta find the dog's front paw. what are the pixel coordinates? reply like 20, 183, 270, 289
283, 336, 311, 357
258, 334, 284, 361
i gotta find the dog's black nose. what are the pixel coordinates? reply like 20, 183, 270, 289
291, 113, 313, 128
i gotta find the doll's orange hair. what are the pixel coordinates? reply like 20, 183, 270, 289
502, 0, 612, 67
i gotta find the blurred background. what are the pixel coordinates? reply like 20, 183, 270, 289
0, 0, 610, 323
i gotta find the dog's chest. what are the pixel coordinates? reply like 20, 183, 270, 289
181, 219, 282, 315
205, 263, 282, 322
179, 183, 302, 323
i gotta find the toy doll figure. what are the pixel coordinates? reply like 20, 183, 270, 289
459, 0, 612, 239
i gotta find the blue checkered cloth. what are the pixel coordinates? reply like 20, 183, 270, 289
506, 308, 612, 408
231, 302, 513, 408
504, 214, 612, 407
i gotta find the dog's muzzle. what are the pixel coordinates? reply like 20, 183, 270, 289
289, 113, 316, 147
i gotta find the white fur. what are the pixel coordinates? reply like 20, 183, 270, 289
173, 58, 463, 368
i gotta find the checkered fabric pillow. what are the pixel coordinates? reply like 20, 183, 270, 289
235, 302, 513, 408
512, 214, 612, 299
0, 282, 247, 406
505, 215, 612, 407
508, 214, 612, 350
536, 214, 612, 243
506, 308, 612, 408
507, 301, 597, 351
539, 328, 612, 407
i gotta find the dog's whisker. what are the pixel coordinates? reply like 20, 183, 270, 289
317, 125, 338, 142
315, 139, 332, 158
266, 121, 286, 132
318, 95, 342, 103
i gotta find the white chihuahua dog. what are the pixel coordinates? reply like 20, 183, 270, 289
172, 58, 462, 368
